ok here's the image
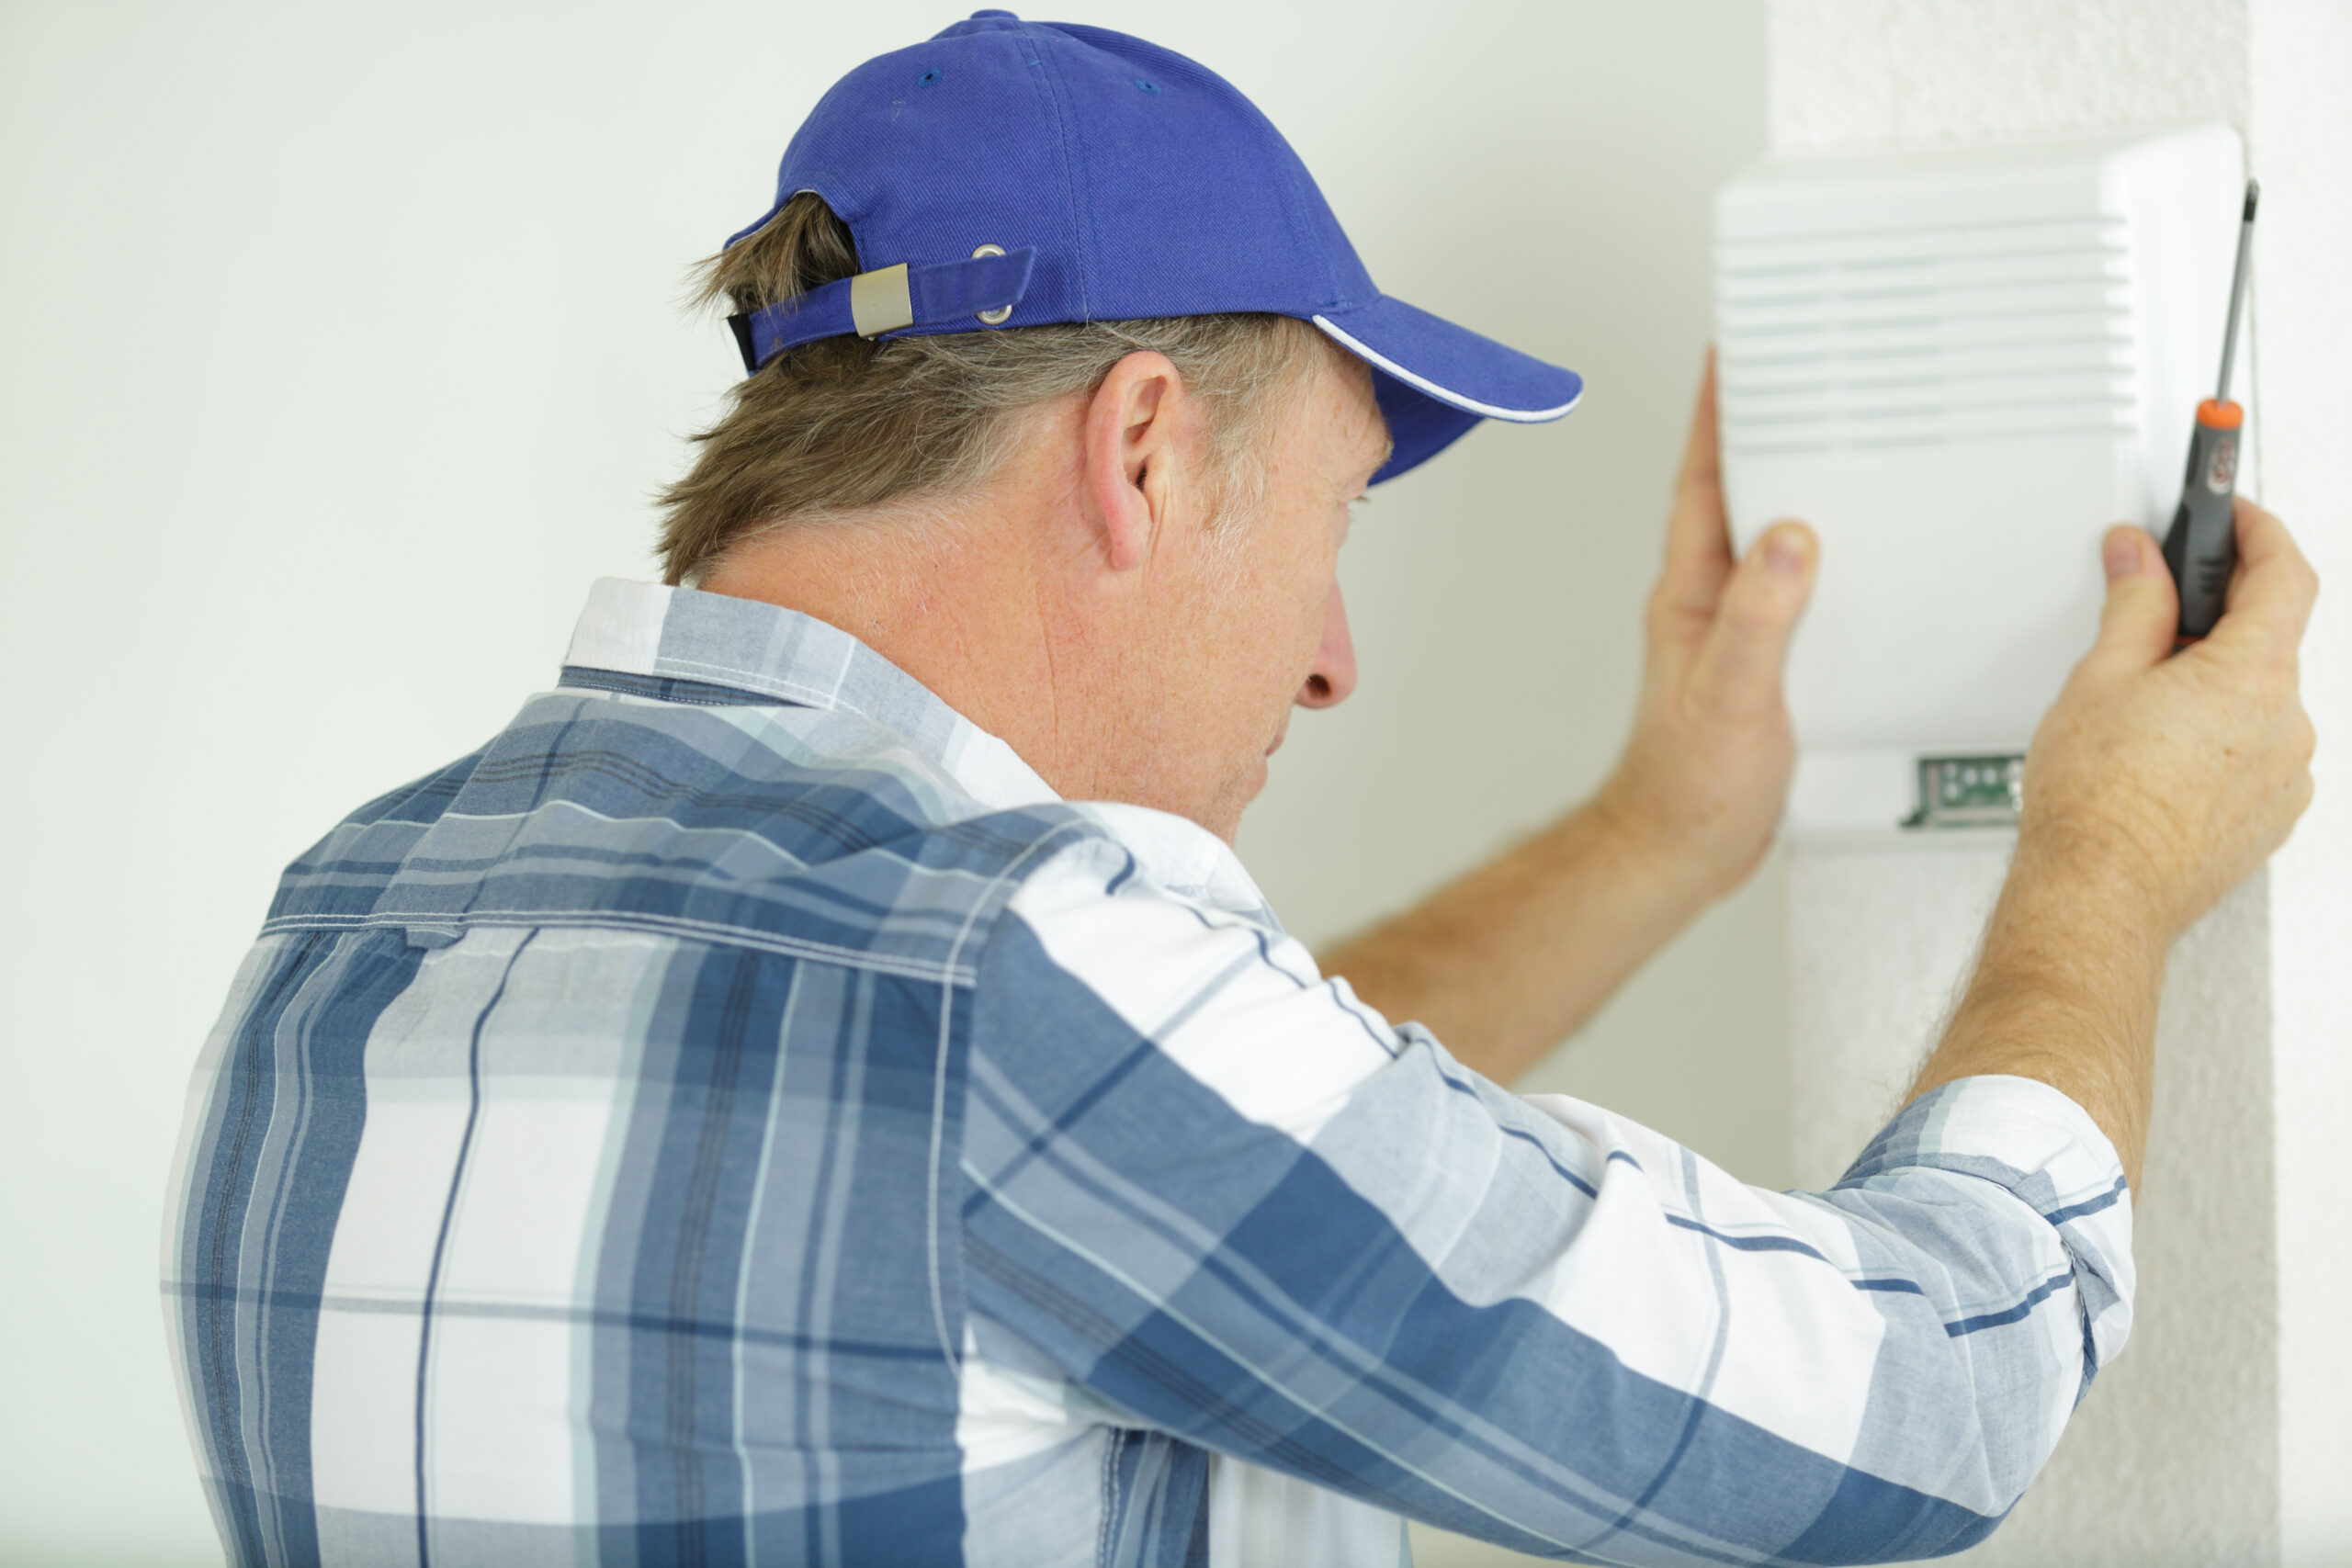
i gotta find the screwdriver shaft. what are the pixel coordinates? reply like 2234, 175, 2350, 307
2216, 178, 2259, 402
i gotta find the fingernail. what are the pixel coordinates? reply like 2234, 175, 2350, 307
2104, 533, 2142, 581
1766, 532, 1807, 578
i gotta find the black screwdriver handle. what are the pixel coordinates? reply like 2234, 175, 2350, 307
2162, 401, 2241, 639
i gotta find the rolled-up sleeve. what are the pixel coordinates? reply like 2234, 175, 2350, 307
960, 837, 2132, 1565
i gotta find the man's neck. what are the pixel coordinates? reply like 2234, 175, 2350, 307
695, 486, 1102, 801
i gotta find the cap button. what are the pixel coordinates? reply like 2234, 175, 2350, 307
968, 8, 1019, 17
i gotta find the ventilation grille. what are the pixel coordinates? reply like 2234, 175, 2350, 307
1715, 215, 2137, 456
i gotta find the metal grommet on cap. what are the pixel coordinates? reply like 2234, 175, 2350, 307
970, 245, 1013, 323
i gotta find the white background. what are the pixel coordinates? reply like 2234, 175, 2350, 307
0, 3, 1774, 1562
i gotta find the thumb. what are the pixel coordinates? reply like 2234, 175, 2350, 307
1686, 521, 1817, 722
2089, 525, 2178, 671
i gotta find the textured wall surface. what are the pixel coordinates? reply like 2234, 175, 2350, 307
1786, 844, 2012, 1190
1768, 0, 2247, 151
2243, 4, 2352, 1561
1766, 1, 2352, 1564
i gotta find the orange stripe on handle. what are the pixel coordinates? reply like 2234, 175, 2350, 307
2198, 398, 2245, 430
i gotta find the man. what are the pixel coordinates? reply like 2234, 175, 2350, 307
163, 13, 2316, 1567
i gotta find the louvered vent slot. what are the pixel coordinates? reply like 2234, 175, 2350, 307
1716, 215, 2138, 456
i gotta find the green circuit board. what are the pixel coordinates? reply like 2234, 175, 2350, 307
1903, 754, 2025, 829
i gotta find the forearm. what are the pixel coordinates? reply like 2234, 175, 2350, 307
1907, 833, 2165, 1188
1317, 791, 1717, 1085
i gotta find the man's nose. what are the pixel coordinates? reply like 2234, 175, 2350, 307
1296, 584, 1357, 708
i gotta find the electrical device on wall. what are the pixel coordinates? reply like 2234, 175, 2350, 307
1712, 126, 2252, 840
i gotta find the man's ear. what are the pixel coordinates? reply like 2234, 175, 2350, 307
1080, 351, 1192, 573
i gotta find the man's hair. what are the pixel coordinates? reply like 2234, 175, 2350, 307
657, 194, 1330, 586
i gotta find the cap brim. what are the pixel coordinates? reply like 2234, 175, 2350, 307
1311, 296, 1581, 484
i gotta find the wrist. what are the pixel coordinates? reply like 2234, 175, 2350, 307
1586, 768, 1727, 911
2011, 805, 2183, 958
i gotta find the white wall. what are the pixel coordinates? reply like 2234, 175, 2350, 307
2241, 9, 2352, 1558
0, 3, 1770, 1562
1770, 2, 2351, 1563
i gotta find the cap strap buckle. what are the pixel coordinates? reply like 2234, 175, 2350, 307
849, 265, 914, 338
729, 247, 1037, 374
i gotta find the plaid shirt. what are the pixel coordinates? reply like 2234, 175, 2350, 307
164, 579, 2133, 1568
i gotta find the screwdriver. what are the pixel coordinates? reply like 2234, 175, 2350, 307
2162, 177, 2258, 639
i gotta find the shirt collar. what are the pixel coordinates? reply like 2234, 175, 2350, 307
562, 578, 1059, 813
561, 579, 1279, 924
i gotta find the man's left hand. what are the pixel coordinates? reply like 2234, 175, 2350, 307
1596, 351, 1817, 900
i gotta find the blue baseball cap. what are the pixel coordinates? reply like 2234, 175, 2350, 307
723, 11, 1582, 484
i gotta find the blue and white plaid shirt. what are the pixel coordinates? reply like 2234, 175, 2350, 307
164, 579, 2133, 1568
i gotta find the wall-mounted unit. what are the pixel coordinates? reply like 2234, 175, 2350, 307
1714, 126, 2249, 838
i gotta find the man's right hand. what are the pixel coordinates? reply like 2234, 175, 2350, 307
1907, 499, 2316, 1189
2023, 498, 2318, 946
